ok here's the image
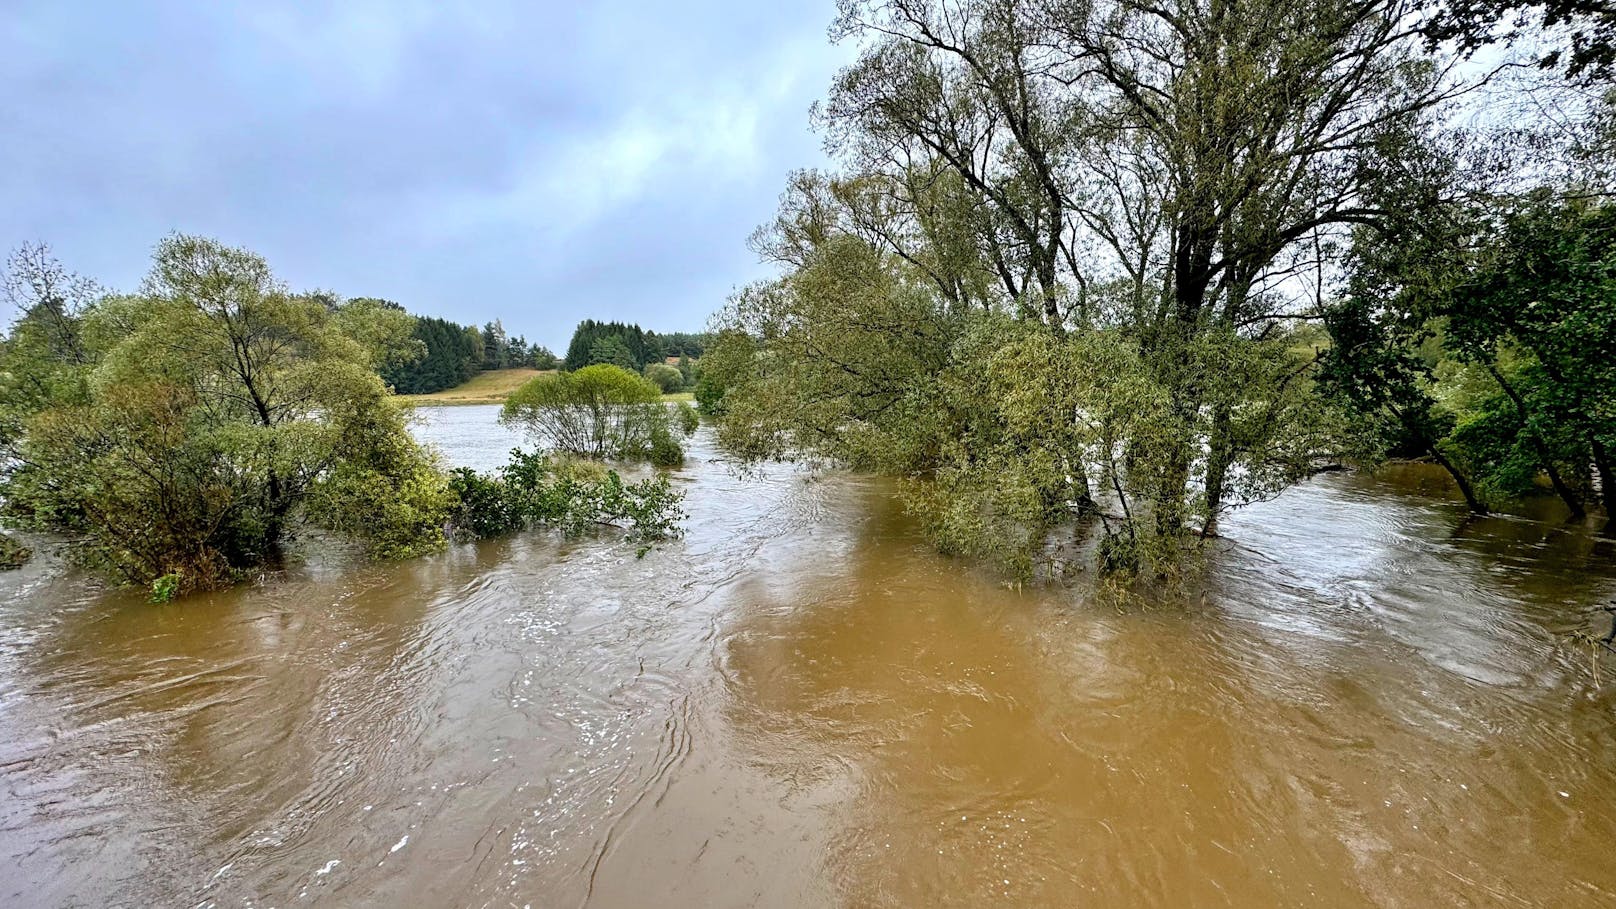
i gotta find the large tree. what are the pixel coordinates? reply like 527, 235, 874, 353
1, 237, 452, 593
710, 0, 1475, 571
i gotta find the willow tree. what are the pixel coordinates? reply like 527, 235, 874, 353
1, 237, 453, 593
707, 0, 1482, 572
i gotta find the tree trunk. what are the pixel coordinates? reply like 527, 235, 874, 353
1201, 403, 1233, 537
1484, 361, 1585, 519
1428, 443, 1488, 515
1592, 437, 1616, 516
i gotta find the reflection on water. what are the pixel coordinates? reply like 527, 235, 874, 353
1, 405, 1613, 907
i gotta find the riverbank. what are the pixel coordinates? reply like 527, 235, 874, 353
397, 369, 697, 407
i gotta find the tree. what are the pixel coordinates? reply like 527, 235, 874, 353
643, 362, 684, 393
381, 315, 483, 394
1443, 195, 1616, 516
530, 344, 559, 370
1, 236, 453, 595
0, 242, 99, 461
482, 319, 508, 368
564, 319, 650, 370
499, 364, 694, 463
707, 0, 1470, 572
587, 335, 638, 370
333, 297, 422, 372
1423, 0, 1616, 81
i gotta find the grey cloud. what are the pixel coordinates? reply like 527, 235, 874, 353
1, 1, 851, 349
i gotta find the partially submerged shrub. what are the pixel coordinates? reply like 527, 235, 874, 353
448, 448, 685, 546
0, 236, 455, 594
149, 572, 182, 604
648, 421, 684, 467
675, 402, 700, 436
0, 532, 30, 570
500, 364, 695, 463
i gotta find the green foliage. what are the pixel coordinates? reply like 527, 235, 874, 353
647, 420, 684, 467
149, 572, 181, 604
530, 345, 559, 370
446, 449, 685, 545
304, 400, 456, 560
643, 362, 684, 393
565, 319, 652, 370
332, 298, 422, 372
500, 364, 693, 462
692, 375, 720, 414
381, 315, 483, 394
675, 401, 700, 436
710, 173, 1353, 575
561, 319, 711, 371
1323, 194, 1616, 516
0, 532, 29, 570
0, 236, 453, 595
588, 335, 639, 370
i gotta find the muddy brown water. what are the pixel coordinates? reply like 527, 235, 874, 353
2, 405, 1614, 908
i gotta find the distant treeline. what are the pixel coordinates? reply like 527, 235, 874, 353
379, 308, 559, 395
366, 305, 709, 396
562, 320, 710, 371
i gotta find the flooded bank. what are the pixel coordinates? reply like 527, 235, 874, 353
2, 406, 1614, 907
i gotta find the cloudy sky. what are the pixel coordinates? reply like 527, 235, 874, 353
1, 1, 852, 350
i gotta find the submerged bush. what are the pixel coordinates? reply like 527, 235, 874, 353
675, 401, 700, 436
500, 364, 695, 463
0, 532, 30, 570
447, 448, 684, 546
0, 236, 453, 595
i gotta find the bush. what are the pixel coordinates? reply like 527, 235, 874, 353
693, 370, 725, 415
0, 532, 29, 570
648, 421, 684, 467
500, 364, 693, 463
675, 402, 700, 435
446, 449, 685, 545
644, 363, 684, 393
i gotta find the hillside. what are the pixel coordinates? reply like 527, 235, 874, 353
395, 368, 546, 406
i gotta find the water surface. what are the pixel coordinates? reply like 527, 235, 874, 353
2, 405, 1613, 907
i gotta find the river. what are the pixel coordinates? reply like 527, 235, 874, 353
1, 404, 1613, 907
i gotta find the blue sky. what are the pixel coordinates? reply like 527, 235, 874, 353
1, 1, 851, 350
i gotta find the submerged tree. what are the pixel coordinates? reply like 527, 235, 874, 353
708, 0, 1479, 573
0, 237, 454, 594
501, 364, 696, 466
1444, 196, 1616, 516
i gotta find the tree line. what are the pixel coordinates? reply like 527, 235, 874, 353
697, 0, 1615, 576
381, 313, 559, 395
562, 319, 710, 371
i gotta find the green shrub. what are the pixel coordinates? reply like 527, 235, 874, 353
644, 362, 684, 393
501, 364, 694, 463
0, 532, 30, 570
150, 572, 182, 604
445, 448, 685, 545
676, 402, 700, 436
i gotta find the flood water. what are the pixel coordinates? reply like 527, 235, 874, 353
2, 404, 1615, 908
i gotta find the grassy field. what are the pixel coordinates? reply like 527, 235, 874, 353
396, 368, 546, 406
398, 368, 698, 407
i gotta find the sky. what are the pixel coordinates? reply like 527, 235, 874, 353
0, 1, 854, 351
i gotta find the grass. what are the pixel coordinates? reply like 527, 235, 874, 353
396, 368, 548, 406
397, 368, 699, 407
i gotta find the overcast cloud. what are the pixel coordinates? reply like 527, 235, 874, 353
0, 1, 851, 349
